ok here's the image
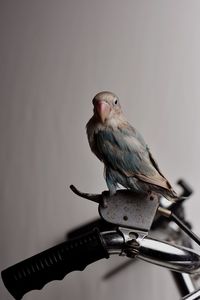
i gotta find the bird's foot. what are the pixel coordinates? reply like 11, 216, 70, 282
147, 191, 157, 201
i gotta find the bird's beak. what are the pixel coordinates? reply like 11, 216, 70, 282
94, 101, 111, 123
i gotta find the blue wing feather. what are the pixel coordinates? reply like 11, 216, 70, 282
95, 128, 153, 175
94, 126, 171, 190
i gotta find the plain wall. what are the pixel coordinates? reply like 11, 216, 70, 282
1, 1, 200, 299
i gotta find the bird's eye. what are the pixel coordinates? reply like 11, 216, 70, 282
114, 99, 118, 105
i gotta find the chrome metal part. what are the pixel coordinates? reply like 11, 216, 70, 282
101, 231, 124, 255
101, 232, 200, 274
180, 273, 196, 294
118, 227, 147, 244
158, 206, 172, 218
182, 288, 200, 300
117, 227, 147, 257
182, 274, 196, 293
172, 272, 196, 298
138, 238, 200, 274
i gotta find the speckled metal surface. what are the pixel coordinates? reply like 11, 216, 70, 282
99, 190, 159, 231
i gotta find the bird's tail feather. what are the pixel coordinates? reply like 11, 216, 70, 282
161, 188, 185, 202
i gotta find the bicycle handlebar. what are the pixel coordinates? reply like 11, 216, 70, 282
2, 228, 200, 300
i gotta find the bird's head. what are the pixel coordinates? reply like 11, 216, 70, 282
92, 91, 122, 124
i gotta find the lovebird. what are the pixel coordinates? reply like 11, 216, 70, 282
86, 91, 178, 201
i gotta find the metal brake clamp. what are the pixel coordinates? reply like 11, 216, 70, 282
98, 189, 160, 257
70, 185, 160, 257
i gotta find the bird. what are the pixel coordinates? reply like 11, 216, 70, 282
86, 91, 178, 201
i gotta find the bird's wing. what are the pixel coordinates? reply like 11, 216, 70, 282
94, 127, 172, 191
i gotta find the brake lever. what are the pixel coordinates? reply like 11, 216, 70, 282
70, 185, 159, 254
70, 185, 200, 274
2, 185, 200, 300
1, 186, 160, 299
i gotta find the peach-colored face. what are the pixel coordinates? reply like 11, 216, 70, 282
94, 100, 111, 123
92, 91, 120, 123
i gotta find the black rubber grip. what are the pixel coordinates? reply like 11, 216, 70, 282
1, 228, 109, 300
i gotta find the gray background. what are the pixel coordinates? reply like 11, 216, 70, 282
1, 1, 200, 299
